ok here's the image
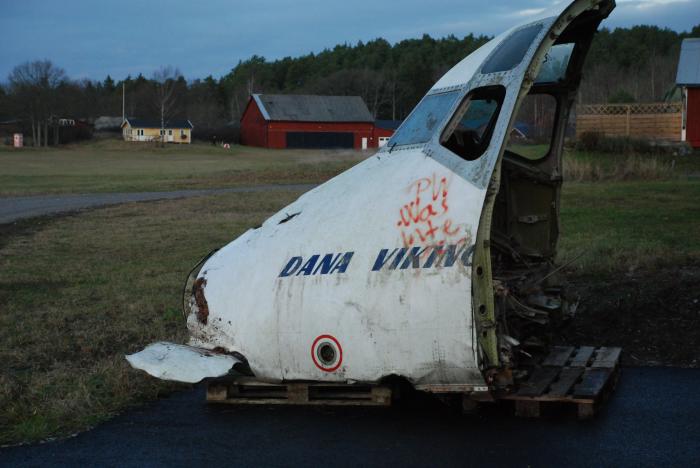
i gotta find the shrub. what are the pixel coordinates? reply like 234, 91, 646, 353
563, 154, 676, 181
193, 124, 240, 145
608, 90, 636, 104
575, 131, 602, 152
573, 132, 676, 156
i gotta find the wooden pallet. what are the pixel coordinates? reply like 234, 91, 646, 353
505, 346, 621, 419
207, 379, 392, 407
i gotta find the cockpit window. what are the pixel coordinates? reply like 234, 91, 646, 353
388, 91, 459, 147
481, 24, 543, 74
441, 86, 506, 161
535, 43, 575, 83
506, 93, 557, 160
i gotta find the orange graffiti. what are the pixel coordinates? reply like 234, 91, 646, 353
397, 173, 465, 248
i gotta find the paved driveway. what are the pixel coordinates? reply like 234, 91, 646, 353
1, 367, 698, 467
0, 184, 317, 224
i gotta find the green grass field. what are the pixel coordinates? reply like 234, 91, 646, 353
0, 139, 367, 196
559, 180, 700, 273
1, 141, 699, 445
2, 140, 699, 196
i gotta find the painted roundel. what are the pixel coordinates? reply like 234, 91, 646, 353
311, 335, 343, 372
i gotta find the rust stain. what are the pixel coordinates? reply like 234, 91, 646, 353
193, 278, 209, 325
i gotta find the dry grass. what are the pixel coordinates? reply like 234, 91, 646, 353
0, 190, 303, 445
0, 140, 370, 196
563, 154, 678, 181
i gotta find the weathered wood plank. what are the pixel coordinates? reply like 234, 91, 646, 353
576, 110, 681, 140
573, 368, 612, 398
569, 346, 595, 367
371, 387, 392, 405
515, 400, 541, 418
206, 384, 228, 401
207, 381, 392, 406
288, 383, 309, 403
229, 385, 288, 399
517, 367, 560, 397
591, 347, 622, 368
210, 398, 390, 406
542, 346, 575, 367
547, 367, 584, 397
578, 403, 596, 419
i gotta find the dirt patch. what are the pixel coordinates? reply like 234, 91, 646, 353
555, 264, 700, 368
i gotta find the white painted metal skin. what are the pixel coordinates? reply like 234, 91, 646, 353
125, 342, 241, 384
127, 0, 611, 386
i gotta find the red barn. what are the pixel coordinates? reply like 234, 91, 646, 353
373, 120, 402, 148
677, 38, 700, 148
241, 94, 377, 150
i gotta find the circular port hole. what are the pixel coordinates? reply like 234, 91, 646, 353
311, 334, 343, 372
317, 343, 336, 365
478, 304, 486, 315
476, 266, 483, 276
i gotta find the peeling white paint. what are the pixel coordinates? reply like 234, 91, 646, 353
125, 342, 240, 384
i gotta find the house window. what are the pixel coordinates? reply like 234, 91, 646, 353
168, 129, 173, 136
137, 129, 144, 136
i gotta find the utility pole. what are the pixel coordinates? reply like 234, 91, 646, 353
122, 82, 125, 123
161, 102, 165, 146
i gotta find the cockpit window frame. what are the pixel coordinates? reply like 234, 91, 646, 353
481, 23, 545, 75
387, 90, 461, 148
439, 85, 507, 162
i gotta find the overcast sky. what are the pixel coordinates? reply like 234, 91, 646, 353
1, 0, 698, 81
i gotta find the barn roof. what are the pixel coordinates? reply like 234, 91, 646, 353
676, 38, 700, 86
252, 94, 373, 122
123, 118, 193, 129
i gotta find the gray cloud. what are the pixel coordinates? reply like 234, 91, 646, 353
1, 0, 698, 80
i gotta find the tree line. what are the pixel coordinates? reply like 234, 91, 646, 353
1, 23, 697, 146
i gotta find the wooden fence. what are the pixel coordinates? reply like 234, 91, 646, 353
575, 102, 682, 141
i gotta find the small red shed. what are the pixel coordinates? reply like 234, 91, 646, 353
677, 38, 700, 148
241, 94, 377, 150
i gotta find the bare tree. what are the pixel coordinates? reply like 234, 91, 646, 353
306, 68, 389, 119
152, 66, 181, 145
8, 60, 65, 146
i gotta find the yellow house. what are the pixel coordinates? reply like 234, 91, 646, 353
121, 118, 193, 144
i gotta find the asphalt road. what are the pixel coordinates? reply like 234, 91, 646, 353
0, 184, 317, 224
1, 367, 698, 467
